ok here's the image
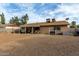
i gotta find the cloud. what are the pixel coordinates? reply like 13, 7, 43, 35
52, 3, 79, 23
0, 3, 35, 23
0, 3, 79, 24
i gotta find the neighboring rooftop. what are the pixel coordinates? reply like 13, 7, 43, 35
0, 24, 19, 28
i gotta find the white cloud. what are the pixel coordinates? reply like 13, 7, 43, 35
0, 3, 45, 23
41, 3, 79, 24
0, 3, 35, 23
0, 3, 79, 24
52, 4, 79, 23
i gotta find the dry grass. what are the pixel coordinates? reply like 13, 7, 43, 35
0, 33, 79, 56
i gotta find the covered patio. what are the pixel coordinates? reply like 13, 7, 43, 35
20, 25, 40, 34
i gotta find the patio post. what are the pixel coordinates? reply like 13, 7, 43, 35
32, 27, 33, 34
25, 27, 26, 34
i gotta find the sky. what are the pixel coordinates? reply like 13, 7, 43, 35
0, 3, 79, 24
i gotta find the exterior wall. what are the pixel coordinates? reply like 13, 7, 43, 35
60, 25, 68, 32
0, 28, 6, 32
40, 25, 68, 34
21, 25, 68, 34
5, 26, 20, 33
40, 26, 50, 34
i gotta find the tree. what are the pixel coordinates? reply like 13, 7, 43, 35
1, 13, 5, 24
9, 16, 20, 26
77, 25, 79, 28
21, 14, 29, 24
70, 21, 77, 28
9, 14, 29, 25
9, 17, 14, 24
14, 16, 20, 25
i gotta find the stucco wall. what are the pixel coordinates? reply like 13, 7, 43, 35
40, 26, 49, 34
60, 25, 68, 32
5, 27, 20, 33
40, 25, 68, 34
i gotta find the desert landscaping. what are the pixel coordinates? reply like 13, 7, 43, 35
0, 33, 79, 56
0, 3, 79, 56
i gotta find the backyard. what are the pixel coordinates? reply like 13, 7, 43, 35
0, 33, 79, 56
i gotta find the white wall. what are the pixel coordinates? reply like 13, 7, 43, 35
5, 27, 20, 30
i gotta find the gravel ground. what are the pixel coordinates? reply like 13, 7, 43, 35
0, 33, 79, 56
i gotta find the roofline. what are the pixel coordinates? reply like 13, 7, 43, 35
20, 21, 69, 27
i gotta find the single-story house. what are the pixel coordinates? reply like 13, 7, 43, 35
0, 24, 20, 33
20, 20, 69, 35
0, 24, 6, 32
5, 24, 20, 33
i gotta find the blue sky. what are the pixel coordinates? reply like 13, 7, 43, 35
0, 3, 79, 24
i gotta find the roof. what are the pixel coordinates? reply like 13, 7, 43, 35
6, 24, 19, 27
20, 21, 69, 27
0, 24, 6, 28
0, 24, 19, 28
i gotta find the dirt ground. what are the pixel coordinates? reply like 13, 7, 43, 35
0, 33, 79, 56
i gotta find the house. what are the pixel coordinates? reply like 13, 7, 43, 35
0, 24, 6, 32
20, 19, 69, 35
0, 24, 20, 33
5, 24, 20, 33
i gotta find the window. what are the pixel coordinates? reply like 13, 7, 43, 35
54, 26, 61, 30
